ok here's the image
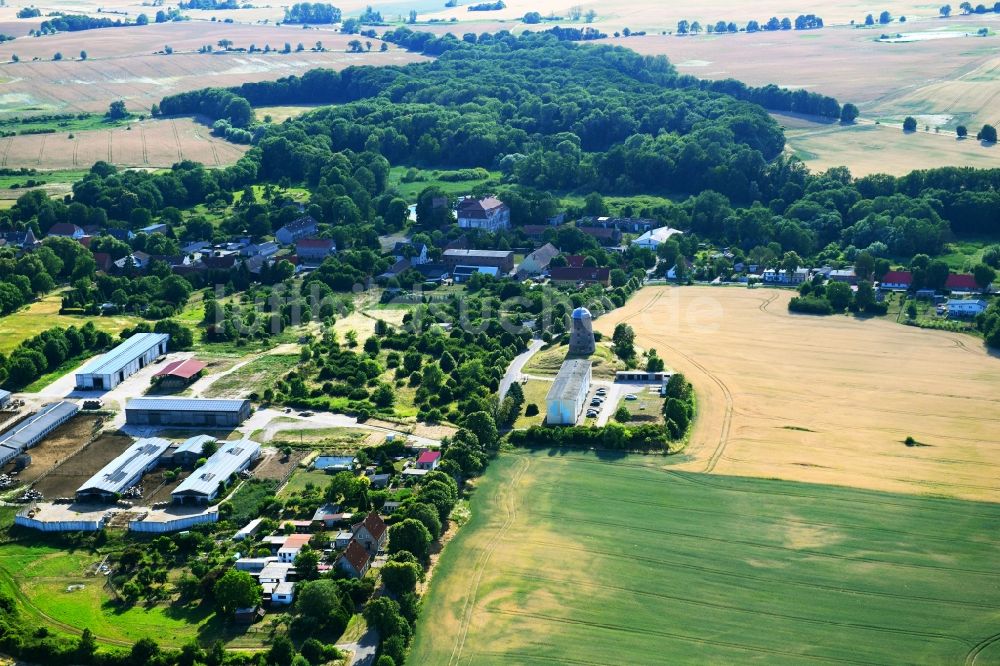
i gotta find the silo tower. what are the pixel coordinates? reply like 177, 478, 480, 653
568, 307, 596, 356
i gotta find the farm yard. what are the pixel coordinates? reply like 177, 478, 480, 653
0, 117, 247, 170
32, 431, 134, 500
0, 24, 425, 118
413, 451, 1000, 664
596, 286, 1000, 502
3, 414, 102, 483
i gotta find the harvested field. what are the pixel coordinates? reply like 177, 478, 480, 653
5, 414, 103, 483
782, 118, 1000, 176
0, 25, 425, 117
417, 0, 960, 30
607, 20, 1000, 172
32, 432, 132, 500
595, 286, 1000, 502
0, 117, 247, 169
412, 450, 1000, 664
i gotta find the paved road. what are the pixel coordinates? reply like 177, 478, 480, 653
337, 626, 379, 666
499, 339, 544, 400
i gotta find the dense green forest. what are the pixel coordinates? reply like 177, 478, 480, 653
157, 32, 1000, 262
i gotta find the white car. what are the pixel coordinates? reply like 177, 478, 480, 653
595, 388, 607, 396
624, 394, 638, 401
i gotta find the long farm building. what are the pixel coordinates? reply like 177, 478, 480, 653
75, 437, 170, 502
125, 398, 251, 427
75, 333, 169, 390
172, 440, 260, 504
0, 401, 79, 466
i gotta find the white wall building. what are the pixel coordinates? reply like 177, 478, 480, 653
545, 359, 592, 425
75, 333, 169, 391
631, 226, 683, 250
456, 196, 510, 233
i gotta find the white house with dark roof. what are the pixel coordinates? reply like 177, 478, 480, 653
275, 216, 318, 245
456, 196, 510, 233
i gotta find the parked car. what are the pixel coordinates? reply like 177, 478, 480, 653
595, 388, 607, 396
624, 394, 638, 401
586, 410, 599, 418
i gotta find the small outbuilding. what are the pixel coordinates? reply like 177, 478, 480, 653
152, 359, 207, 388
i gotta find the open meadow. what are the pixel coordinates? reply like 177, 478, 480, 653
412, 450, 1000, 664
0, 294, 137, 355
595, 286, 1000, 502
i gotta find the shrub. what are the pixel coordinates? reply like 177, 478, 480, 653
524, 403, 539, 417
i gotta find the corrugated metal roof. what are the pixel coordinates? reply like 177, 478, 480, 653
77, 437, 170, 494
174, 434, 216, 456
172, 440, 260, 497
153, 359, 206, 380
126, 397, 249, 413
0, 401, 79, 452
0, 389, 11, 402
546, 359, 592, 403
76, 333, 168, 377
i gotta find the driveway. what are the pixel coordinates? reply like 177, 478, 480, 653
236, 408, 441, 447
337, 626, 379, 666
499, 339, 543, 400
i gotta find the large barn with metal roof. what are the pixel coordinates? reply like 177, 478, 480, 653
75, 333, 169, 391
75, 437, 171, 502
124, 398, 252, 427
0, 401, 79, 467
172, 440, 260, 504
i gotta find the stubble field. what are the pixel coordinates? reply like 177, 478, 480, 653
412, 451, 1000, 664
0, 117, 247, 169
0, 24, 424, 116
595, 286, 1000, 502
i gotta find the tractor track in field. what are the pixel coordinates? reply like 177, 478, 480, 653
35, 133, 46, 166
171, 120, 183, 161
529, 481, 992, 547
515, 538, 999, 612
486, 608, 877, 664
965, 631, 1000, 665
529, 511, 1000, 577
140, 125, 148, 165
531, 454, 1000, 521
500, 569, 973, 647
615, 287, 735, 473
0, 136, 11, 166
447, 456, 530, 666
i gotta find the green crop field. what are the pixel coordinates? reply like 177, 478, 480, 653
411, 450, 1000, 665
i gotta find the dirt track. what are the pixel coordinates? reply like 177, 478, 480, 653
595, 286, 1000, 502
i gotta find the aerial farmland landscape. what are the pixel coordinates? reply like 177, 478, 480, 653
0, 0, 994, 663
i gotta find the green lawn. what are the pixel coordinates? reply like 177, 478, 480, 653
278, 468, 332, 498
939, 236, 995, 272
203, 354, 300, 398
0, 541, 249, 648
0, 293, 139, 354
387, 166, 501, 202
0, 169, 88, 190
412, 450, 1000, 664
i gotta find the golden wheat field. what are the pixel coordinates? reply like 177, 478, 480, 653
595, 286, 1000, 502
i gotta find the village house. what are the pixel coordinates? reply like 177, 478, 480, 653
517, 243, 560, 278
351, 511, 388, 554
336, 539, 371, 578
0, 229, 38, 250
452, 265, 499, 283
762, 268, 810, 285
277, 534, 312, 563
945, 273, 982, 293
47, 223, 84, 239
392, 241, 429, 265
275, 216, 318, 245
456, 196, 511, 233
879, 270, 913, 290
416, 450, 441, 471
947, 299, 988, 317
442, 249, 514, 274
295, 237, 336, 263
631, 226, 683, 250
549, 266, 611, 286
